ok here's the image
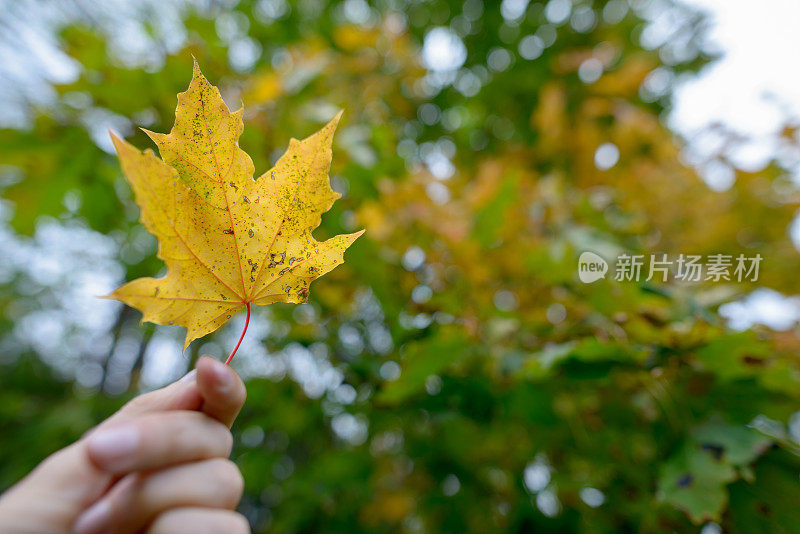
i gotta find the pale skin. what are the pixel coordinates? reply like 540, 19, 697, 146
0, 356, 250, 534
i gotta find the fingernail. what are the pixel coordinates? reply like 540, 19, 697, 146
209, 358, 233, 392
73, 499, 111, 534
179, 369, 197, 383
87, 425, 139, 471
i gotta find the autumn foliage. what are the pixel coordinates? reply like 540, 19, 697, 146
2, 1, 800, 533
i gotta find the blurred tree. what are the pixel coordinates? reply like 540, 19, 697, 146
2, 0, 800, 532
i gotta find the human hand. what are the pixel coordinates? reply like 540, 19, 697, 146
0, 356, 249, 534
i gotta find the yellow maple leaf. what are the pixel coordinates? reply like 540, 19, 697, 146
108, 61, 363, 359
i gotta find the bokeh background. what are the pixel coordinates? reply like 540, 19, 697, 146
2, 0, 800, 532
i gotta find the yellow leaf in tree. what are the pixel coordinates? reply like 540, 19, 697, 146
108, 61, 363, 360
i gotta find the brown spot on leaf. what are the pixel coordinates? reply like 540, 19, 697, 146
268, 252, 286, 268
742, 355, 765, 366
701, 443, 724, 460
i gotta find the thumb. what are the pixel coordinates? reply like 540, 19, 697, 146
194, 356, 247, 428
98, 356, 245, 430
101, 369, 203, 427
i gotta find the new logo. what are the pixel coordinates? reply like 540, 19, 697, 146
578, 251, 608, 283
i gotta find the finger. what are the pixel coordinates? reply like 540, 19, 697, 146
195, 356, 247, 427
147, 508, 250, 534
4, 368, 216, 529
103, 370, 203, 427
86, 411, 232, 474
73, 459, 244, 534
0, 442, 114, 528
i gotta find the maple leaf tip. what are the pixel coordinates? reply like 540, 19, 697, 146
141, 128, 165, 146
327, 110, 344, 131
341, 229, 366, 249
190, 59, 209, 87
108, 130, 132, 152
302, 112, 344, 145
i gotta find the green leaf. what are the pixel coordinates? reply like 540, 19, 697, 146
658, 442, 737, 524
658, 420, 772, 523
376, 328, 468, 405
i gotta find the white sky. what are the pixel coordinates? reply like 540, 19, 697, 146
670, 0, 800, 330
671, 0, 800, 171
